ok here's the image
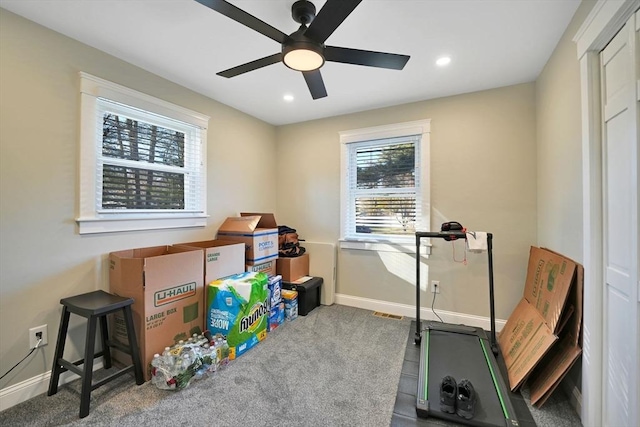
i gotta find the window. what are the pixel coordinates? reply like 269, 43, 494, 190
340, 120, 430, 252
77, 73, 209, 234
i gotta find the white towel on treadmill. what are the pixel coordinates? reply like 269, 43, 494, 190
466, 231, 487, 252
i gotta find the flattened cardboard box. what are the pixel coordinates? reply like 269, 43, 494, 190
217, 213, 278, 264
498, 246, 577, 391
109, 245, 204, 381
528, 251, 584, 407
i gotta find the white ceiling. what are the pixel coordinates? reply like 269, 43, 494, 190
1, 0, 580, 126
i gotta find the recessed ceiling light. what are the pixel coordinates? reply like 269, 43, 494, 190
436, 56, 451, 67
283, 94, 294, 102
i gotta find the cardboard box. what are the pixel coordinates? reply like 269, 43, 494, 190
277, 253, 310, 282
174, 239, 245, 285
267, 274, 282, 309
268, 301, 285, 332
498, 246, 579, 393
246, 259, 276, 277
528, 251, 584, 407
217, 214, 278, 265
282, 289, 298, 321
206, 272, 269, 360
109, 246, 204, 381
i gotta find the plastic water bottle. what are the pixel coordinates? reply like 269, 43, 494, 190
151, 353, 168, 388
220, 339, 230, 368
162, 346, 174, 365
182, 351, 192, 369
151, 353, 161, 380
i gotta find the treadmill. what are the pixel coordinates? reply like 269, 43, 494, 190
414, 230, 519, 427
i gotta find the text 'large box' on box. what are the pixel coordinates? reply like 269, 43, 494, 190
206, 272, 269, 360
217, 214, 278, 265
173, 239, 245, 285
498, 246, 578, 392
109, 245, 204, 381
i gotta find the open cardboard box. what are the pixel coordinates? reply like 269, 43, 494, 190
173, 239, 246, 285
109, 245, 204, 381
216, 213, 279, 265
498, 246, 583, 406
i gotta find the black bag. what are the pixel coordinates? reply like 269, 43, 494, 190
278, 225, 306, 257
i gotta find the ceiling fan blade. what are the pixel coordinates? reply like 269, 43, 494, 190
195, 0, 289, 44
303, 70, 327, 99
304, 0, 362, 44
217, 53, 283, 78
325, 46, 410, 70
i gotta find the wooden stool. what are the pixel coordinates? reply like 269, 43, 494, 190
47, 290, 144, 418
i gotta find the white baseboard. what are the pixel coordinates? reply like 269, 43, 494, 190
0, 359, 103, 412
560, 372, 583, 420
334, 293, 506, 333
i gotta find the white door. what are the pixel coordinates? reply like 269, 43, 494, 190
600, 13, 639, 427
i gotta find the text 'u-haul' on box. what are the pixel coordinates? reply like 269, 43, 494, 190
109, 245, 204, 381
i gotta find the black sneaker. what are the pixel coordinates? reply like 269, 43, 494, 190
439, 375, 457, 414
456, 379, 476, 419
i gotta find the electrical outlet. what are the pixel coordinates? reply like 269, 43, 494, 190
29, 324, 48, 349
431, 280, 440, 293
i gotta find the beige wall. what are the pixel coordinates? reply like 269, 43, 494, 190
536, 1, 596, 263
276, 83, 538, 320
0, 9, 276, 388
535, 0, 598, 396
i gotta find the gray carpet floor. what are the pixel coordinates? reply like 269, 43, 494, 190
0, 305, 413, 426
0, 305, 582, 426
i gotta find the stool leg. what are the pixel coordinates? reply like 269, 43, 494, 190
99, 315, 112, 369
122, 305, 144, 385
79, 316, 97, 418
48, 306, 70, 396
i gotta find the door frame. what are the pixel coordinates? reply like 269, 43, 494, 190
573, 0, 640, 425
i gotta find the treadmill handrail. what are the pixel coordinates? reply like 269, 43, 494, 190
414, 231, 498, 354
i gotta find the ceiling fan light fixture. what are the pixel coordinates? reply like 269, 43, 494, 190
283, 42, 324, 72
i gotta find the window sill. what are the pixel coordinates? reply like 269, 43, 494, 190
76, 214, 208, 235
339, 239, 432, 256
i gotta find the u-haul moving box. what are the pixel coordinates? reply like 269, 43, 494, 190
173, 239, 245, 285
217, 214, 278, 265
498, 246, 580, 396
109, 245, 204, 381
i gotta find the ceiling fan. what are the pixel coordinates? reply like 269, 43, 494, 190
195, 0, 411, 99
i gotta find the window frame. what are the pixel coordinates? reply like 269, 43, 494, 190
77, 72, 209, 235
339, 120, 431, 254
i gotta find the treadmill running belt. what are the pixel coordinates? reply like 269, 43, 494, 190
418, 329, 509, 427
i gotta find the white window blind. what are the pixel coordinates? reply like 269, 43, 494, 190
97, 99, 204, 213
339, 119, 430, 250
346, 135, 421, 240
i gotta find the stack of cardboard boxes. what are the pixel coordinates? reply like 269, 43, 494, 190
217, 213, 279, 276
108, 213, 308, 378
